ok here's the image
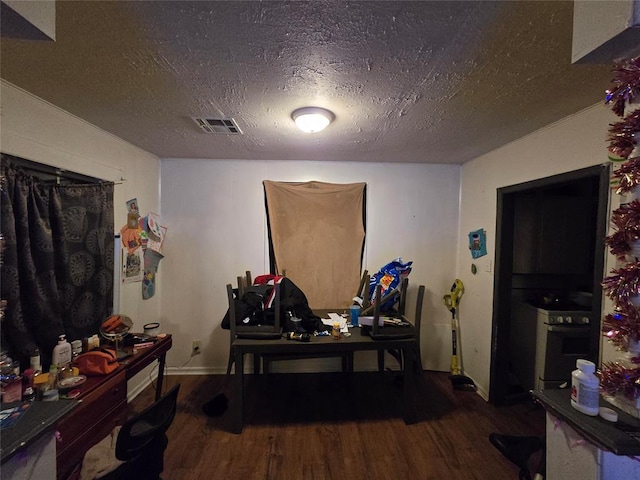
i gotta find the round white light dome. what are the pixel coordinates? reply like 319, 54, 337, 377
292, 107, 335, 133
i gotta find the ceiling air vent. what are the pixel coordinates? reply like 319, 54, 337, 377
193, 117, 242, 134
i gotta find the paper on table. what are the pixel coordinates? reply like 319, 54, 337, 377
357, 316, 385, 327
321, 313, 347, 330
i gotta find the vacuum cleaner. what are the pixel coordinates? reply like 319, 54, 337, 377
443, 279, 477, 391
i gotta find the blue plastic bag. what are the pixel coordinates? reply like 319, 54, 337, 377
368, 258, 412, 311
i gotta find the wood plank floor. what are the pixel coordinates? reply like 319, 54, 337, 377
129, 370, 545, 480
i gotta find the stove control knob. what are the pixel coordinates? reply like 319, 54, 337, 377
556, 316, 563, 324
565, 316, 572, 324
582, 317, 590, 325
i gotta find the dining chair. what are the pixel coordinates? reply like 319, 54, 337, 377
369, 282, 425, 373
226, 271, 249, 375
226, 271, 282, 375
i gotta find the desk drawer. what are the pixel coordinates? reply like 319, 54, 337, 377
56, 371, 127, 479
56, 406, 127, 480
57, 371, 126, 443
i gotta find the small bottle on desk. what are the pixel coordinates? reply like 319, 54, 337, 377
332, 322, 341, 340
52, 335, 72, 367
30, 348, 41, 373
47, 363, 58, 391
22, 369, 36, 402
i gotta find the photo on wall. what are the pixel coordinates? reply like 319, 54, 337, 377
468, 228, 487, 259
122, 248, 144, 283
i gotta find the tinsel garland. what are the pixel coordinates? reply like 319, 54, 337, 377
606, 56, 640, 117
605, 199, 640, 254
613, 156, 640, 194
600, 361, 640, 401
602, 305, 640, 349
602, 55, 640, 403
607, 108, 640, 159
602, 262, 640, 306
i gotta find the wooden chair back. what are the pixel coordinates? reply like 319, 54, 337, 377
236, 270, 252, 298
398, 277, 409, 316
361, 276, 404, 316
357, 270, 371, 310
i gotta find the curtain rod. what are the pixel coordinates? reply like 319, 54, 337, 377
2, 153, 112, 185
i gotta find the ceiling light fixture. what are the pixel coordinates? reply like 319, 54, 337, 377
292, 107, 335, 133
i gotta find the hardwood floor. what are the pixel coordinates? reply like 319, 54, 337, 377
129, 370, 545, 480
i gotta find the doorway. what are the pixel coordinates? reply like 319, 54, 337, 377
489, 164, 610, 405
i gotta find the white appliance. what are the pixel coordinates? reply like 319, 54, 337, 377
510, 300, 594, 392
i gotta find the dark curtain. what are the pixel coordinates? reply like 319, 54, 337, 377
1, 158, 114, 368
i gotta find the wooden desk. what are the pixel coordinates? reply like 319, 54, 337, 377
56, 334, 172, 479
232, 330, 417, 433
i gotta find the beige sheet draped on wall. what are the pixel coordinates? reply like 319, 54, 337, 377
263, 180, 366, 309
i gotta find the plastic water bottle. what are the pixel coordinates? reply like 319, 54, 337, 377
570, 359, 599, 416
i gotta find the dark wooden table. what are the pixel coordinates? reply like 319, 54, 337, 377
231, 330, 418, 433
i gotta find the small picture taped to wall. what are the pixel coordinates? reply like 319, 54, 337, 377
126, 198, 139, 216
122, 248, 144, 283
468, 229, 487, 259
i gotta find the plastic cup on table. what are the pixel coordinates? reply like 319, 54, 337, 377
349, 305, 361, 326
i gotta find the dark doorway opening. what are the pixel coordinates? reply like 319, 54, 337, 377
489, 164, 610, 405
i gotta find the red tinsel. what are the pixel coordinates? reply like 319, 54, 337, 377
605, 200, 640, 254
600, 361, 640, 400
602, 55, 640, 404
607, 109, 640, 159
613, 157, 640, 193
602, 304, 640, 349
602, 262, 640, 306
606, 56, 640, 117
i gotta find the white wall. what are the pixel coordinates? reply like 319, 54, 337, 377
3, 77, 624, 402
0, 80, 161, 396
457, 103, 619, 398
159, 159, 461, 374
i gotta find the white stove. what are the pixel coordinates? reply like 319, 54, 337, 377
511, 301, 595, 391
539, 307, 592, 326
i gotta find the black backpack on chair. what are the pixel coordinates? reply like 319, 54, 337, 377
221, 277, 325, 334
221, 284, 274, 329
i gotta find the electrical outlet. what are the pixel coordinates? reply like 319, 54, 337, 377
191, 340, 202, 356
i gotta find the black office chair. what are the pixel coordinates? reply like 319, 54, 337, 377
100, 384, 180, 480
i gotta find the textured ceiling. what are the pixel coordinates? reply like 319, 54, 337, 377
0, 1, 617, 164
